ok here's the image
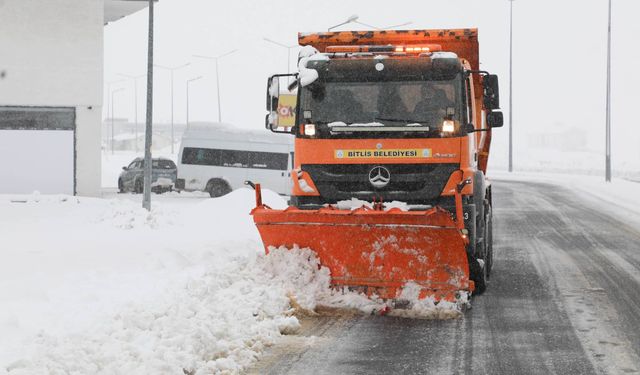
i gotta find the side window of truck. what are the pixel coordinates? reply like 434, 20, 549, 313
465, 77, 474, 125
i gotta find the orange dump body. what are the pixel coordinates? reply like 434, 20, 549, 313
298, 28, 479, 70
251, 201, 473, 302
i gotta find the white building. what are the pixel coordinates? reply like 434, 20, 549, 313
0, 0, 150, 196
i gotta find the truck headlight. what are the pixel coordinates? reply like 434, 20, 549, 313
304, 124, 316, 136
442, 120, 455, 133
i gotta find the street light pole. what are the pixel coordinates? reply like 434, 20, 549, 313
110, 87, 125, 155
105, 79, 125, 148
328, 15, 359, 31
605, 0, 612, 182
263, 38, 297, 75
142, 0, 154, 211
193, 50, 237, 123
508, 0, 515, 173
118, 73, 145, 153
327, 15, 411, 31
154, 63, 190, 153
186, 76, 203, 128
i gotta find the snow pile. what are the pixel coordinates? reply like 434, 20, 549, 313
4, 250, 307, 375
388, 282, 466, 320
1, 187, 464, 375
265, 246, 466, 320
96, 199, 178, 229
333, 198, 430, 212
297, 46, 322, 87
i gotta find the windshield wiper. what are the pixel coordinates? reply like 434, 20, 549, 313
374, 117, 429, 124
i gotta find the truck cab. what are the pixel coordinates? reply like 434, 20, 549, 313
264, 29, 503, 293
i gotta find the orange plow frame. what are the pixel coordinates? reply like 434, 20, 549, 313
249, 183, 475, 302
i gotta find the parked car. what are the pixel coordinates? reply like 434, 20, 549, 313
118, 157, 177, 194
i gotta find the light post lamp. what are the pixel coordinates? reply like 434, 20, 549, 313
508, 0, 515, 173
110, 87, 125, 155
328, 15, 359, 31
186, 76, 203, 128
117, 73, 145, 153
193, 50, 238, 123
328, 15, 411, 31
263, 37, 297, 76
605, 0, 612, 182
154, 62, 190, 153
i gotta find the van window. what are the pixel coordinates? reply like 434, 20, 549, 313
182, 147, 288, 170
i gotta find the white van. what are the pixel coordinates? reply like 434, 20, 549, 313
176, 125, 294, 197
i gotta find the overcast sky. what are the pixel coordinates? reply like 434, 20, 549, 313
104, 0, 640, 171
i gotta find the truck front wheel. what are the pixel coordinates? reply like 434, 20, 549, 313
470, 211, 489, 295
485, 205, 494, 277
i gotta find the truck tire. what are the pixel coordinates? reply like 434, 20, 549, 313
485, 205, 494, 277
470, 213, 488, 295
206, 179, 231, 198
469, 254, 487, 295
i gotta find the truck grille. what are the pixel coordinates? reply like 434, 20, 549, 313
302, 163, 459, 204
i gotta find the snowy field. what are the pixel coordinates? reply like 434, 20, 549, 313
0, 188, 454, 374
1, 170, 639, 374
0, 189, 295, 373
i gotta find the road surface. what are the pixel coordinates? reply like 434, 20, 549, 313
247, 179, 640, 375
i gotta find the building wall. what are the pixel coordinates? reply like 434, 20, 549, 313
0, 0, 103, 196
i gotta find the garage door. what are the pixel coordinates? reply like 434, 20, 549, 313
0, 107, 75, 195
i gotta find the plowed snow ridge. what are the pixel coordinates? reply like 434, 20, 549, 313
0, 189, 461, 375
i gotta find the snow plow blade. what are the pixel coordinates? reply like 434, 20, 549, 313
250, 200, 473, 302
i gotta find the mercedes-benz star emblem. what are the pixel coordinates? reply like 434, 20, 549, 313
368, 166, 391, 188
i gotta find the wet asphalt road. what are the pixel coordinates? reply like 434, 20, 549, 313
248, 180, 640, 375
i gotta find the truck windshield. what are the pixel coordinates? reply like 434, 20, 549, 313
299, 77, 462, 138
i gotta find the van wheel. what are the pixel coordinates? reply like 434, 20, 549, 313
206, 179, 231, 198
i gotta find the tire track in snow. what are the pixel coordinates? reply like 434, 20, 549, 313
507, 180, 640, 374
246, 179, 639, 375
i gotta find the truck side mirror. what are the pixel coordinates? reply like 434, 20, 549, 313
266, 75, 279, 111
487, 111, 504, 128
265, 74, 298, 133
483, 74, 500, 110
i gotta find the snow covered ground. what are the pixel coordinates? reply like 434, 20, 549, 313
491, 170, 640, 227
0, 189, 290, 373
0, 188, 455, 374
2, 168, 638, 374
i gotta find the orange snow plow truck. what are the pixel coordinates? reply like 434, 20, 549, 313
249, 28, 503, 304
